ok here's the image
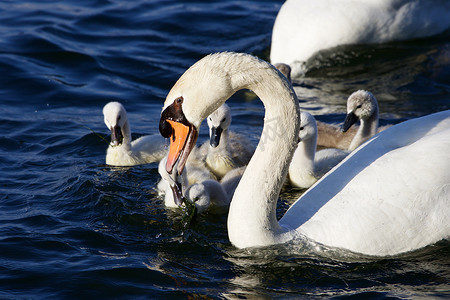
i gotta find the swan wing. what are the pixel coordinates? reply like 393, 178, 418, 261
281, 110, 450, 256
131, 134, 167, 163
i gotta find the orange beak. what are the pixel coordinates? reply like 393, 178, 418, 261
165, 119, 198, 175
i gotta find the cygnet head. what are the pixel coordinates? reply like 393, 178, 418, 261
298, 111, 317, 143
185, 183, 210, 214
158, 156, 186, 206
103, 102, 129, 147
207, 103, 232, 148
274, 63, 292, 83
342, 90, 378, 132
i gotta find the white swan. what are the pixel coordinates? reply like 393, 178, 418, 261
271, 0, 450, 76
289, 111, 348, 189
103, 101, 166, 166
198, 103, 254, 178
159, 52, 450, 256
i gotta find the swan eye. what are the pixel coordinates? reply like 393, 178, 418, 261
356, 104, 362, 109
221, 117, 226, 123
194, 197, 199, 202
175, 97, 183, 104
299, 126, 304, 131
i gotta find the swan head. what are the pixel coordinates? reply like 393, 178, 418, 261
159, 52, 256, 175
158, 156, 186, 206
273, 63, 291, 83
298, 111, 317, 143
207, 104, 232, 147
342, 90, 378, 132
185, 183, 210, 214
103, 101, 128, 147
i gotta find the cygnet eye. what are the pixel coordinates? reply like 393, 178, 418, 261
299, 126, 304, 131
194, 197, 200, 202
356, 104, 362, 109
221, 117, 226, 123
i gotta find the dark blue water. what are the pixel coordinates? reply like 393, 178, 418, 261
1, 0, 449, 298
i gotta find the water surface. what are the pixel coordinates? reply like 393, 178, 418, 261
1, 0, 449, 298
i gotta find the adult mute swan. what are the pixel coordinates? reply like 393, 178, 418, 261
271, 0, 450, 76
199, 103, 254, 178
159, 52, 450, 256
103, 102, 166, 166
289, 111, 348, 189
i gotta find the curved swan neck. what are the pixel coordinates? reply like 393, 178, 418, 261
122, 119, 132, 148
163, 53, 300, 248
223, 55, 300, 248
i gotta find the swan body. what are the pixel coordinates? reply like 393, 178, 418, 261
316, 120, 359, 150
199, 103, 254, 179
159, 52, 450, 256
289, 111, 348, 189
271, 0, 450, 76
103, 102, 166, 166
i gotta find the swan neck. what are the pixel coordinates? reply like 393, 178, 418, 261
122, 120, 132, 147
349, 111, 378, 151
292, 139, 315, 173
227, 62, 300, 248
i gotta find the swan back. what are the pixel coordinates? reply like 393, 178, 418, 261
282, 110, 450, 255
271, 0, 450, 76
